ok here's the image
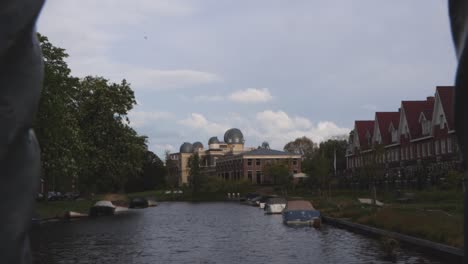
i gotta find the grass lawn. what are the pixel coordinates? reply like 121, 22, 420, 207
308, 190, 464, 248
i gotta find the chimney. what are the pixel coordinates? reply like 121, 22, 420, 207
427, 96, 435, 102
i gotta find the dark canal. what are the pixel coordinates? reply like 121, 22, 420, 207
31, 202, 448, 264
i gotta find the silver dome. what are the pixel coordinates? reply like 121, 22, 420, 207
208, 136, 220, 145
193, 141, 204, 151
179, 142, 194, 153
224, 128, 244, 144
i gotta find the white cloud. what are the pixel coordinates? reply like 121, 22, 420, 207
191, 88, 273, 104
252, 110, 350, 149
128, 111, 174, 128
228, 88, 273, 103
178, 113, 228, 135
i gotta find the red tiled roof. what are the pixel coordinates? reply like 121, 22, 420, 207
355, 120, 374, 149
375, 112, 399, 145
401, 97, 434, 139
436, 86, 454, 130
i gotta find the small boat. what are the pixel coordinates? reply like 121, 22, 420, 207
89, 201, 116, 217
147, 198, 158, 207
129, 197, 149, 209
248, 195, 262, 206
64, 211, 88, 219
241, 193, 260, 203
265, 197, 287, 214
282, 200, 321, 228
258, 195, 277, 209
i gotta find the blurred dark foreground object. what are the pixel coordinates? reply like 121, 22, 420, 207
449, 1, 468, 263
0, 1, 45, 263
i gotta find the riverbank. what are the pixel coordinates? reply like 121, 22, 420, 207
308, 190, 463, 249
34, 190, 229, 219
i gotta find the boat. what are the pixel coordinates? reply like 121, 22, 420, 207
89, 201, 116, 217
129, 197, 149, 209
258, 195, 277, 209
147, 198, 158, 207
282, 200, 321, 228
64, 211, 88, 219
241, 193, 260, 203
265, 197, 287, 214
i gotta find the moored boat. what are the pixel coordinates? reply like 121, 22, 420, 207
147, 198, 158, 207
89, 201, 116, 217
282, 200, 321, 228
265, 197, 287, 214
258, 195, 277, 209
129, 197, 149, 209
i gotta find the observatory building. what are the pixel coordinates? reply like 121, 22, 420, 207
167, 128, 302, 186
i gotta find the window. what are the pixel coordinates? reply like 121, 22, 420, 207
256, 171, 261, 184
427, 142, 432, 156
401, 149, 404, 161
293, 170, 298, 174
422, 143, 426, 157
396, 150, 399, 161
440, 114, 445, 129
247, 159, 252, 166
448, 138, 453, 153
441, 139, 446, 154
293, 159, 297, 165
256, 159, 261, 166
435, 140, 440, 155
417, 144, 421, 158
410, 146, 413, 159
247, 171, 252, 181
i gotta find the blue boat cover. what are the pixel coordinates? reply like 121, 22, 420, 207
283, 210, 320, 222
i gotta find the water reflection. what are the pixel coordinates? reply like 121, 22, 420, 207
31, 202, 447, 264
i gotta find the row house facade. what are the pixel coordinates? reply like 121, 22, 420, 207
346, 86, 460, 188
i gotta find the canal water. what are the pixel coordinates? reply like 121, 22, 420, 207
31, 202, 448, 264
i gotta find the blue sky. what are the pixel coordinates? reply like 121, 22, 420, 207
38, 1, 457, 158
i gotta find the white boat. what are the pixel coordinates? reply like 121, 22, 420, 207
265, 197, 287, 214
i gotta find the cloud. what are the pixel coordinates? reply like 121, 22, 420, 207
128, 111, 174, 128
178, 113, 229, 135
253, 110, 350, 149
228, 88, 273, 103
176, 110, 349, 151
191, 88, 273, 104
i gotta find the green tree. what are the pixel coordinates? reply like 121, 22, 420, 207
126, 151, 167, 192
188, 153, 202, 194
76, 76, 146, 192
284, 136, 317, 158
35, 34, 83, 193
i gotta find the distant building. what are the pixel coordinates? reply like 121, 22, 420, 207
167, 128, 301, 186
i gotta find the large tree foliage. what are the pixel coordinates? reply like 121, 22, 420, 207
188, 153, 202, 193
35, 34, 83, 193
283, 136, 317, 158
126, 151, 167, 192
36, 34, 152, 194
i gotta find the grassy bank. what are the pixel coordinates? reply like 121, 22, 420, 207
34, 190, 230, 219
309, 190, 463, 248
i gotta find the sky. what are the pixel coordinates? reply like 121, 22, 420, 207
37, 0, 457, 158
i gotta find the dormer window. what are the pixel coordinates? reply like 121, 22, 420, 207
440, 114, 445, 129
